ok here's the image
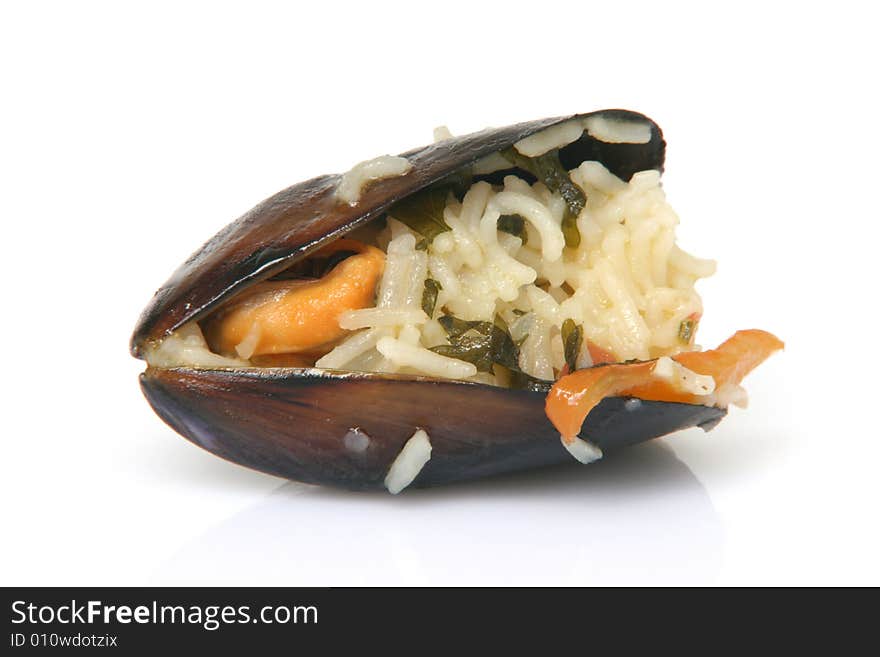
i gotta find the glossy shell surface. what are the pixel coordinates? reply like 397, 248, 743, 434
141, 367, 724, 490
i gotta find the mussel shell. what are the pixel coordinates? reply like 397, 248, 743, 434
130, 109, 715, 491
141, 367, 724, 491
130, 109, 664, 355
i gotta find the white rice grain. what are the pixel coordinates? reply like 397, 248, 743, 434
384, 429, 432, 494
514, 120, 584, 156
571, 161, 628, 195
338, 308, 428, 330
489, 191, 565, 262
315, 327, 388, 369
145, 323, 246, 369
583, 116, 652, 144
376, 336, 478, 379
561, 436, 604, 464
433, 126, 454, 142
336, 155, 412, 205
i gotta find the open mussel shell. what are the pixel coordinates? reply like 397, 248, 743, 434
133, 109, 724, 491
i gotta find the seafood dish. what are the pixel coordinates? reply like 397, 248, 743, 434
131, 110, 782, 493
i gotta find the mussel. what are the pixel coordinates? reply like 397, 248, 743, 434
132, 110, 736, 492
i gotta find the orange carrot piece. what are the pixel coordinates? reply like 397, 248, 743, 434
627, 329, 784, 404
546, 361, 656, 443
546, 329, 783, 443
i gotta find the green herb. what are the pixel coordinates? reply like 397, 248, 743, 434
387, 187, 450, 241
561, 318, 583, 372
497, 214, 528, 244
432, 339, 495, 373
385, 167, 474, 244
490, 321, 521, 371
561, 214, 581, 249
678, 318, 697, 344
433, 314, 519, 373
507, 370, 552, 393
421, 279, 442, 318
500, 147, 585, 248
432, 313, 557, 390
437, 314, 487, 339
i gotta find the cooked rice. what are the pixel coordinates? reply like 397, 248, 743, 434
582, 115, 652, 144
561, 436, 604, 464
384, 428, 432, 494
514, 119, 585, 156
335, 155, 412, 205
711, 383, 749, 409
319, 158, 714, 383
144, 323, 246, 368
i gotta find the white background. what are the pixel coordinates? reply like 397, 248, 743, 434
1, 1, 878, 586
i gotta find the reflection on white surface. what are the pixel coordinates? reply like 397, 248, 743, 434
153, 442, 722, 586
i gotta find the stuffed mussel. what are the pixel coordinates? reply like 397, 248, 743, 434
132, 110, 782, 493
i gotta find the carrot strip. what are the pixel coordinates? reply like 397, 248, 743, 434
546, 361, 656, 443
546, 329, 783, 443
